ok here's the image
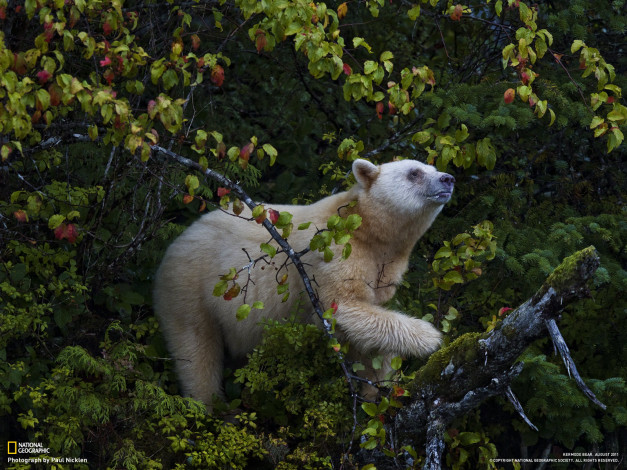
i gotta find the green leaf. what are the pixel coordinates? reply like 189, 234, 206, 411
327, 214, 341, 229
364, 60, 378, 75
590, 116, 604, 129
458, 431, 481, 446
345, 214, 362, 231
571, 39, 585, 54
252, 301, 264, 309
352, 362, 366, 372
262, 144, 278, 165
443, 270, 464, 284
162, 69, 179, 90
362, 402, 378, 417
342, 242, 352, 259
260, 242, 277, 258
213, 280, 228, 297
408, 4, 420, 20
380, 51, 394, 62
298, 222, 312, 230
434, 246, 452, 259
391, 356, 402, 370
236, 304, 251, 321
48, 214, 65, 230
353, 37, 372, 53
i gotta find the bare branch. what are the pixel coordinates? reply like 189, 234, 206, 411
506, 386, 539, 432
545, 318, 606, 410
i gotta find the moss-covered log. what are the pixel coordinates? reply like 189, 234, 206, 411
361, 246, 601, 469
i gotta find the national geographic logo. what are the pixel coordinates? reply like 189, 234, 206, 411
6, 441, 50, 454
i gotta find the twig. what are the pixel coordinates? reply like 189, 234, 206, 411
506, 385, 538, 432
547, 47, 593, 114
545, 318, 606, 410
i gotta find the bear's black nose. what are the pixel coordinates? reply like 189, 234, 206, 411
440, 174, 455, 187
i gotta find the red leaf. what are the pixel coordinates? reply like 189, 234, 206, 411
450, 4, 463, 21
498, 307, 513, 316
49, 84, 62, 106
217, 187, 230, 197
183, 194, 194, 204
0, 7, 6, 19
103, 69, 115, 85
254, 211, 267, 224
210, 65, 224, 87
240, 142, 254, 161
43, 22, 54, 42
388, 101, 397, 115
521, 71, 530, 85
607, 96, 615, 104
191, 34, 200, 51
147, 99, 157, 117
255, 30, 267, 53
99, 56, 112, 67
223, 284, 241, 301
331, 301, 339, 315
216, 141, 226, 160
103, 21, 113, 36
54, 223, 79, 244
37, 70, 51, 84
392, 385, 405, 397
342, 63, 352, 75
376, 101, 384, 119
268, 209, 280, 225
529, 95, 537, 107
66, 224, 78, 243
14, 210, 28, 222
504, 88, 515, 104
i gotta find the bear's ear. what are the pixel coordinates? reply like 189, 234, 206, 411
353, 159, 379, 189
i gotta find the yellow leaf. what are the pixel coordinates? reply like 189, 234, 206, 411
337, 2, 348, 19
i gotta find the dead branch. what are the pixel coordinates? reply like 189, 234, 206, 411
360, 246, 601, 469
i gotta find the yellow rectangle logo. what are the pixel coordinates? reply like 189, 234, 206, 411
8, 441, 17, 454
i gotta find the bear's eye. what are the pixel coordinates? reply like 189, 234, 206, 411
408, 169, 422, 181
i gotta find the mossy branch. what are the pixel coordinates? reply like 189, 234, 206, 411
362, 247, 601, 469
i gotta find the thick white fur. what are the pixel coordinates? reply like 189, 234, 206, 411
154, 159, 454, 407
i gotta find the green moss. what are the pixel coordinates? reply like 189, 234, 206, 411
414, 332, 486, 390
542, 246, 597, 295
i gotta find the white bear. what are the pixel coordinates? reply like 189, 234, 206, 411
153, 159, 455, 407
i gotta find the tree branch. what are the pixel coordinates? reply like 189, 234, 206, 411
360, 246, 601, 468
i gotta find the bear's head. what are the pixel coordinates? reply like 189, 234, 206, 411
352, 159, 455, 218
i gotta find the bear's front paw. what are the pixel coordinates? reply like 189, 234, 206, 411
413, 319, 442, 355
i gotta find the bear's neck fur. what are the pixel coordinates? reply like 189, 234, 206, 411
337, 187, 443, 259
